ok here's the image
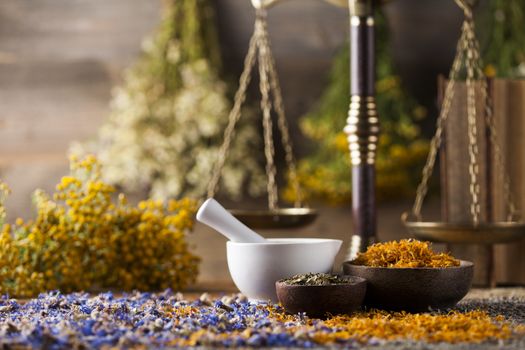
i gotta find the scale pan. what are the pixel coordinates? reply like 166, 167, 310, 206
404, 221, 525, 244
229, 208, 318, 229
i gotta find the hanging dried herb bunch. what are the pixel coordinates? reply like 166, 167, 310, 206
73, 0, 265, 200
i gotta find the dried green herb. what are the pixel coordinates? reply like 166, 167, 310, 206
280, 273, 351, 286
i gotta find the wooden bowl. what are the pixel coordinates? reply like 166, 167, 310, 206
275, 276, 367, 318
342, 260, 473, 312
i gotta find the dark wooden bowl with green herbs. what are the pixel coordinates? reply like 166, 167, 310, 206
275, 273, 367, 318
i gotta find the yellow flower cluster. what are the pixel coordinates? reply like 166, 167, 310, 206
0, 155, 200, 298
353, 239, 460, 268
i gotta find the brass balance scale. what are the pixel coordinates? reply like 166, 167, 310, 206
207, 0, 381, 256
209, 0, 525, 264
208, 0, 380, 235
206, 0, 318, 230
402, 0, 525, 247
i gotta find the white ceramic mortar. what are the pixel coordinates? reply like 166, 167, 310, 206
227, 238, 342, 302
197, 199, 342, 302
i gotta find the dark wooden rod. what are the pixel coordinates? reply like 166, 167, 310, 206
346, 0, 379, 258
352, 164, 377, 243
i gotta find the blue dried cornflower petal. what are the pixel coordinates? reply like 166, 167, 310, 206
28, 338, 43, 349
100, 292, 114, 301
95, 329, 107, 337
191, 300, 203, 307
255, 319, 271, 328
218, 338, 230, 347
7, 300, 20, 310
140, 292, 152, 299
80, 319, 96, 336
90, 335, 119, 348
267, 332, 299, 347
246, 333, 266, 346
302, 340, 315, 348
79, 305, 92, 314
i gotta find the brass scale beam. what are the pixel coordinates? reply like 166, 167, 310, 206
253, 0, 379, 257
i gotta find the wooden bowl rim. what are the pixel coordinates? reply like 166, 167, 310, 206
342, 259, 474, 271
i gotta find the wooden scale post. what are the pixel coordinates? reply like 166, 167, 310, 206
345, 0, 379, 259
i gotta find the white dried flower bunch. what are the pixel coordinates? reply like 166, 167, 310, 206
73, 0, 265, 200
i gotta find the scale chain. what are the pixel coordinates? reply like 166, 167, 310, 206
411, 26, 468, 219
206, 24, 259, 198
258, 14, 303, 208
411, 0, 518, 223
464, 15, 482, 224
466, 18, 518, 221
208, 8, 304, 213
257, 10, 280, 211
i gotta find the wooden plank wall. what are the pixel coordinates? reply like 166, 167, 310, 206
0, 0, 162, 218
0, 0, 348, 220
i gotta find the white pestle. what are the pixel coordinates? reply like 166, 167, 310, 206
196, 198, 266, 243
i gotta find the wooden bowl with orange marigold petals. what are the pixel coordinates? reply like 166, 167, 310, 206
343, 240, 474, 312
